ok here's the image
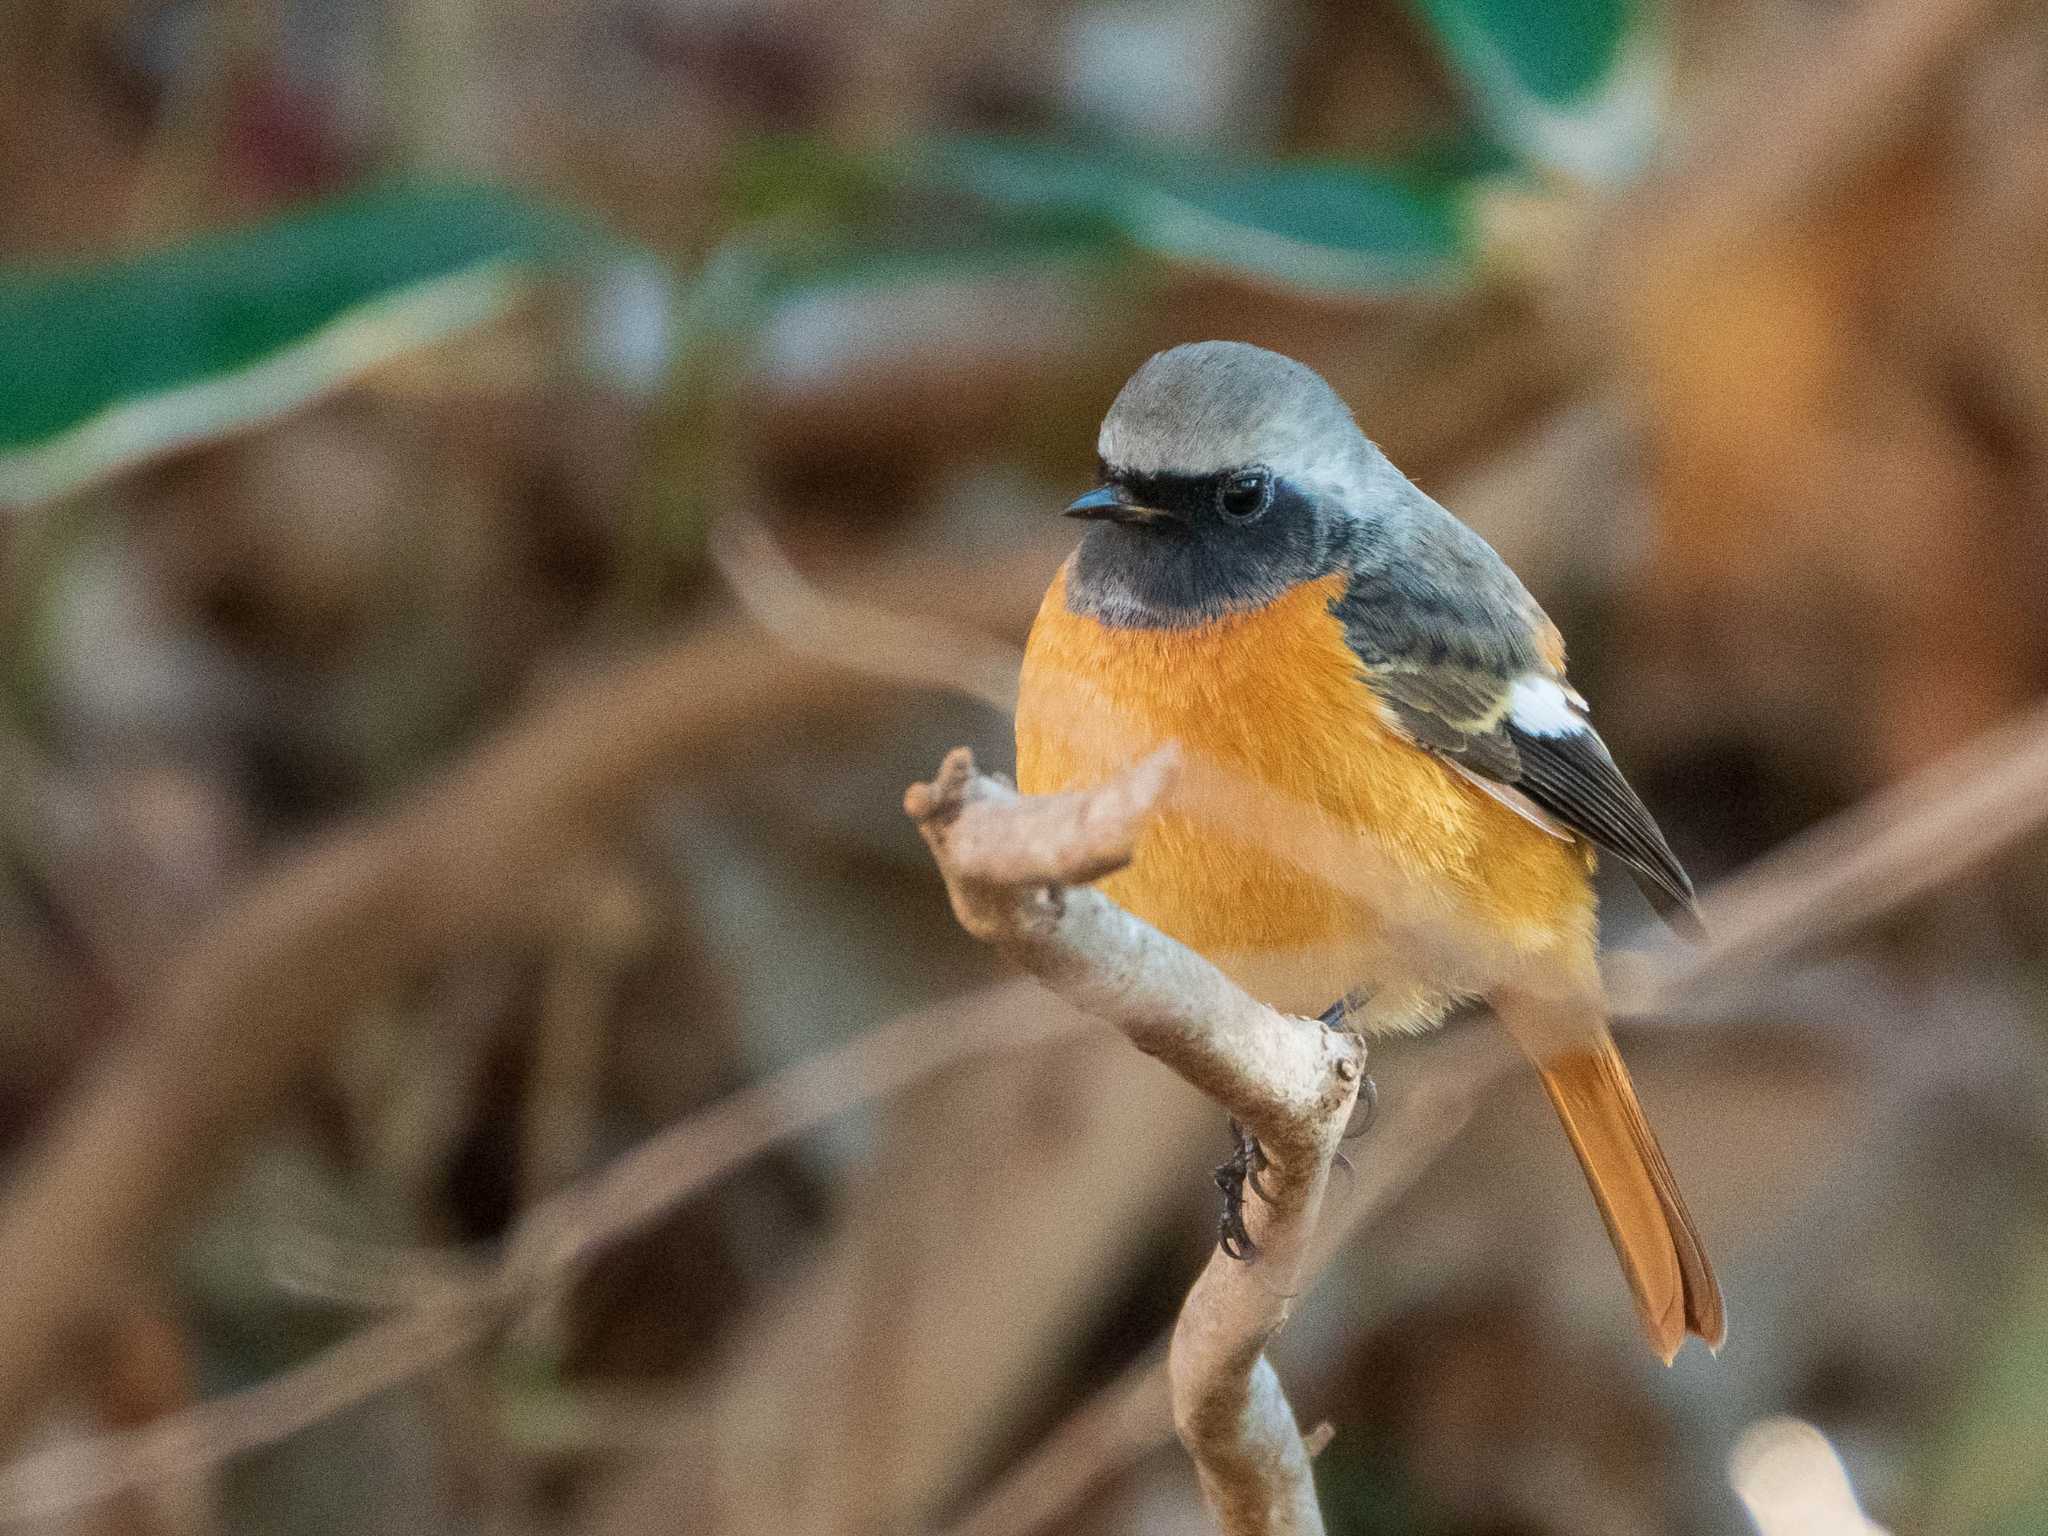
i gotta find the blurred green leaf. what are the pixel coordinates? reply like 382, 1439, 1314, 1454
1403, 0, 1665, 181
909, 136, 1481, 294
1316, 1437, 1443, 1536
1920, 1227, 2048, 1534
726, 136, 897, 229
0, 182, 631, 508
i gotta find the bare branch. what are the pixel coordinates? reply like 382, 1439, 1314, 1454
709, 511, 1025, 717
1614, 691, 2048, 1014
904, 745, 1177, 892
909, 748, 1364, 1536
936, 1025, 1505, 1536
0, 612, 950, 1451
0, 982, 1094, 1524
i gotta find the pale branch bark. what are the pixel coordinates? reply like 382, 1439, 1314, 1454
907, 747, 1364, 1536
937, 1037, 1500, 1536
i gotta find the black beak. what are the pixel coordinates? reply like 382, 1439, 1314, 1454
1064, 486, 1178, 525
1064, 486, 1126, 520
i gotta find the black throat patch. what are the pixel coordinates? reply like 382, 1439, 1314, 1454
1063, 468, 1335, 629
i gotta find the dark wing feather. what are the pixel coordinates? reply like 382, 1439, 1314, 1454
1332, 553, 1701, 938
1507, 722, 1702, 938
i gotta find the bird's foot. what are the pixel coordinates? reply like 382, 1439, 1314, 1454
1215, 1118, 1271, 1260
1316, 989, 1371, 1029
1316, 993, 1378, 1139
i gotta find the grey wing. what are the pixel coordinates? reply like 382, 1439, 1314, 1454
1336, 555, 1538, 778
1332, 555, 1701, 937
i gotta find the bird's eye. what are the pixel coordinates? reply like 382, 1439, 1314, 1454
1216, 468, 1273, 523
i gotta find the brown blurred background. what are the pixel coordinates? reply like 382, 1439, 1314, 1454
3, 0, 2048, 1531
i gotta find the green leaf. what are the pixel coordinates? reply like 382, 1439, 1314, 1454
1919, 1230, 2048, 1533
0, 182, 633, 507
1403, 0, 1666, 181
909, 136, 1480, 295
724, 135, 897, 229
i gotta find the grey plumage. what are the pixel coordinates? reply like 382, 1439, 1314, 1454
1098, 341, 1368, 483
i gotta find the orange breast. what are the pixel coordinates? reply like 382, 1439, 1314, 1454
1014, 559, 1595, 1019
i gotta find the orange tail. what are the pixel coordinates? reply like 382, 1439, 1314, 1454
1536, 1035, 1725, 1364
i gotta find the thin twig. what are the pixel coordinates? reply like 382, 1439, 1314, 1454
0, 981, 1092, 1524
909, 748, 1364, 1536
0, 615, 904, 1449
939, 1032, 1500, 1536
1612, 691, 2048, 1012
0, 1300, 492, 1526
707, 511, 1024, 717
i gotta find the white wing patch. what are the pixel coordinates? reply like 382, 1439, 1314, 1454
1507, 675, 1589, 738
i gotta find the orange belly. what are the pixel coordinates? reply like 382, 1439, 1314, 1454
1014, 560, 1596, 1024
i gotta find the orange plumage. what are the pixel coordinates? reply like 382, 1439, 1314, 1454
1017, 559, 1597, 1023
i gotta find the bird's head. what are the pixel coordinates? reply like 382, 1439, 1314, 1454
1063, 340, 1386, 627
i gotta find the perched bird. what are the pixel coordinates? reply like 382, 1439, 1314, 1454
1014, 340, 1724, 1362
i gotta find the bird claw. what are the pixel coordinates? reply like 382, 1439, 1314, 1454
1317, 993, 1378, 1141
1215, 1119, 1270, 1260
1217, 1201, 1256, 1261
1343, 1070, 1379, 1140
1217, 995, 1376, 1257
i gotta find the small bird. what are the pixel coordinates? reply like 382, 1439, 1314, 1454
1015, 341, 1724, 1362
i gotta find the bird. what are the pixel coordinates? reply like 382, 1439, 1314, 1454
1014, 340, 1724, 1363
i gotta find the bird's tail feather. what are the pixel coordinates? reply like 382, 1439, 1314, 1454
1535, 1034, 1725, 1364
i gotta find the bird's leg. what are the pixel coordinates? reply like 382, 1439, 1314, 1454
1315, 989, 1368, 1029
1215, 1118, 1270, 1260
1218, 994, 1376, 1259
1317, 992, 1378, 1140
